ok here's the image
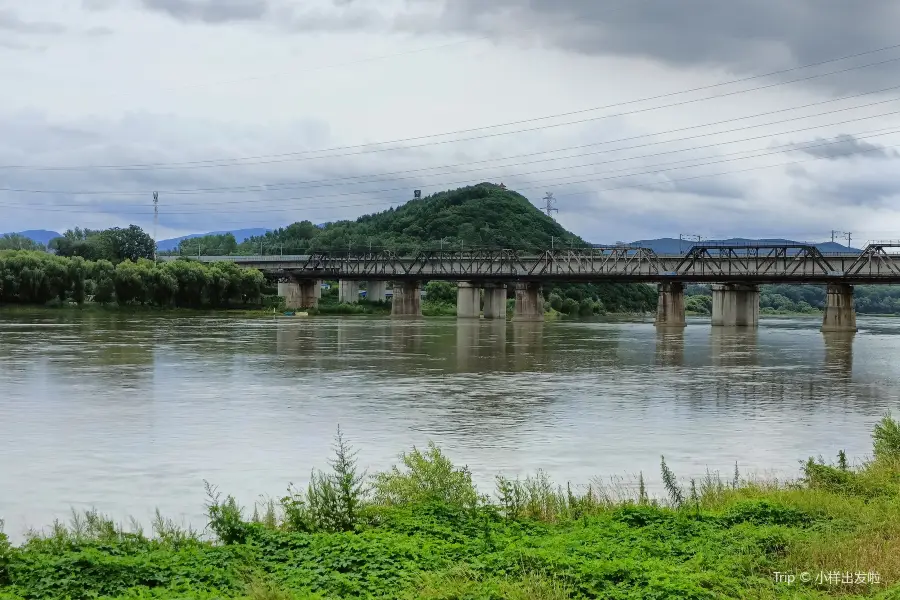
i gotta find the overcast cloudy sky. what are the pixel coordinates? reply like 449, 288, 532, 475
3, 0, 900, 243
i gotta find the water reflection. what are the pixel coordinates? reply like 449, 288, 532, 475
455, 320, 480, 372
654, 329, 684, 367
823, 332, 855, 380
391, 320, 424, 355
710, 327, 759, 368
511, 321, 543, 371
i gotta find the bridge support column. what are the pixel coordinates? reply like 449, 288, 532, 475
822, 283, 857, 332
391, 282, 422, 318
367, 281, 388, 302
513, 282, 544, 322
300, 280, 321, 308
339, 280, 360, 303
278, 281, 302, 310
482, 283, 507, 320
711, 284, 759, 327
456, 282, 480, 319
278, 279, 320, 309
654, 282, 686, 328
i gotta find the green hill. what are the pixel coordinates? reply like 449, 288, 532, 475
240, 183, 581, 254
239, 183, 656, 314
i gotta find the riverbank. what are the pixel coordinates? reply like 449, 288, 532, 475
3, 418, 899, 600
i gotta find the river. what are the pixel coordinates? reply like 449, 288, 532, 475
1, 310, 898, 539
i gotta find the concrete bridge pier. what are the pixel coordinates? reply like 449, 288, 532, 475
339, 280, 360, 303
278, 279, 321, 310
482, 283, 507, 320
513, 282, 544, 321
367, 281, 388, 302
711, 284, 760, 327
654, 282, 686, 328
822, 283, 857, 332
391, 281, 422, 318
456, 282, 481, 319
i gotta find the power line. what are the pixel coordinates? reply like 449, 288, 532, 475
9, 82, 900, 197
8, 116, 900, 214
6, 130, 900, 217
6, 45, 900, 172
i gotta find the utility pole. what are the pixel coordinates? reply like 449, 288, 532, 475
844, 231, 852, 249
152, 192, 159, 262
679, 233, 702, 253
542, 192, 558, 218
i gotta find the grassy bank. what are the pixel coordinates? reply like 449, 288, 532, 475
3, 419, 900, 599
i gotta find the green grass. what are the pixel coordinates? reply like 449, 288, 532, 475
4, 420, 900, 599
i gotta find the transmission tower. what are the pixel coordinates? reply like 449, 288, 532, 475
152, 191, 159, 261
542, 192, 558, 218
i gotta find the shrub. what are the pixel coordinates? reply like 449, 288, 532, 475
560, 297, 579, 315
873, 413, 900, 461
0, 519, 9, 586
204, 481, 248, 544
720, 500, 813, 528
373, 442, 479, 509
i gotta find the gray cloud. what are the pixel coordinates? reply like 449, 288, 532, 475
139, 0, 269, 23
81, 0, 116, 9
0, 8, 66, 34
807, 178, 900, 209
85, 25, 115, 36
786, 134, 899, 160
397, 0, 900, 93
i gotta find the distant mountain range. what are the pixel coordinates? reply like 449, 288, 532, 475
0, 228, 272, 250
154, 228, 272, 251
3, 229, 862, 255
618, 237, 861, 255
1, 230, 62, 245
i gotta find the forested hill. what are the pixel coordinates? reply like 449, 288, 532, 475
235, 184, 583, 254
231, 183, 657, 313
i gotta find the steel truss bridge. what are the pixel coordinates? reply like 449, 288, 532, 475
159, 242, 900, 284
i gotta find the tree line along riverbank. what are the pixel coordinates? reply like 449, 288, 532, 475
0, 250, 655, 316
0, 250, 268, 309
2, 417, 900, 599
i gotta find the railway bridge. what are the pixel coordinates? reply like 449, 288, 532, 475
161, 242, 900, 331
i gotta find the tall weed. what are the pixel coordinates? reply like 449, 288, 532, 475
204, 481, 247, 544
660, 455, 684, 508
280, 427, 367, 533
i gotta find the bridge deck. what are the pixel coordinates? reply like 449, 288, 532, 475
158, 244, 900, 284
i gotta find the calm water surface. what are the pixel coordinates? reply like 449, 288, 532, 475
2, 310, 899, 538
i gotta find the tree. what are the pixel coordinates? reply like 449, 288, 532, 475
49, 228, 103, 260
100, 225, 155, 263
113, 260, 148, 305
424, 281, 456, 304
0, 234, 44, 252
177, 233, 237, 257
91, 260, 116, 304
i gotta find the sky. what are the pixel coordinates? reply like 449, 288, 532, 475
2, 0, 900, 243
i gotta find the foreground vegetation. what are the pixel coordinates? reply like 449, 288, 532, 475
4, 418, 900, 599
